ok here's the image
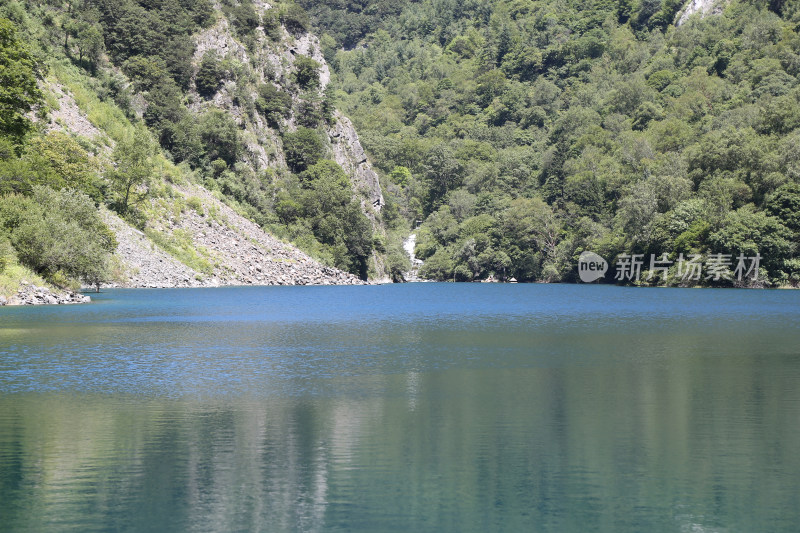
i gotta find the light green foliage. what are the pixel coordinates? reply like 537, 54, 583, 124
110, 126, 157, 217
186, 196, 204, 214
144, 228, 214, 275
385, 236, 412, 282
0, 187, 117, 286
388, 166, 411, 187
0, 233, 14, 273
24, 132, 104, 201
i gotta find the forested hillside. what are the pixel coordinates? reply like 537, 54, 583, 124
304, 0, 800, 286
0, 0, 387, 300
2, 0, 799, 292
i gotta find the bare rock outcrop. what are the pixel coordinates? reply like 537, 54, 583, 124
676, 0, 730, 25
329, 112, 385, 216
4, 282, 90, 306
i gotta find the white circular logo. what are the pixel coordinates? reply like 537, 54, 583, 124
578, 251, 608, 283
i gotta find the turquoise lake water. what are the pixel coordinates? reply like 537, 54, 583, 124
1, 284, 800, 532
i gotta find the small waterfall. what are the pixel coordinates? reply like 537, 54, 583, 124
403, 233, 424, 282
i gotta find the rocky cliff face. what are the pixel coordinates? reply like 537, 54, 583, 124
676, 0, 731, 25
329, 112, 384, 218
189, 7, 384, 213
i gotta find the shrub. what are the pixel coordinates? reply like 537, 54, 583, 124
282, 127, 324, 172
198, 109, 240, 166
0, 233, 14, 273
255, 83, 291, 126
195, 51, 225, 98
186, 196, 203, 213
293, 55, 320, 89
0, 187, 117, 285
280, 3, 309, 35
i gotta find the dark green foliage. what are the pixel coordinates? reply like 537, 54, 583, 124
280, 2, 310, 35
195, 51, 226, 98
282, 127, 324, 172
296, 92, 325, 127
143, 78, 187, 130
296, 0, 412, 48
0, 18, 43, 144
292, 55, 320, 89
765, 183, 800, 235
255, 83, 291, 126
222, 0, 259, 39
197, 109, 240, 166
297, 160, 373, 277
123, 54, 169, 92
262, 10, 282, 41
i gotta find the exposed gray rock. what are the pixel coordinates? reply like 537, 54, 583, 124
45, 83, 105, 141
7, 284, 91, 306
102, 184, 366, 289
676, 0, 730, 25
329, 112, 385, 216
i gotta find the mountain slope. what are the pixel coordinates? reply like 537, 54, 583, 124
1, 1, 384, 303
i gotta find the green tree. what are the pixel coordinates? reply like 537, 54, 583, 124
0, 233, 14, 273
255, 83, 291, 126
297, 160, 373, 278
708, 206, 794, 282
198, 109, 240, 166
110, 126, 157, 216
419, 248, 454, 280
25, 132, 104, 202
293, 55, 321, 90
76, 22, 104, 73
283, 127, 324, 172
195, 51, 226, 98
281, 3, 310, 35
0, 18, 43, 143
765, 183, 800, 235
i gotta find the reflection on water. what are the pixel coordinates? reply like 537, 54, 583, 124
1, 284, 800, 532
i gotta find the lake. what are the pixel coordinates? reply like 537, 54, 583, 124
1, 284, 799, 532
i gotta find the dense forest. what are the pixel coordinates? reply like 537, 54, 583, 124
1, 0, 800, 289
303, 0, 800, 286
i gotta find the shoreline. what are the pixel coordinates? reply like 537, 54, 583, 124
4, 279, 795, 307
